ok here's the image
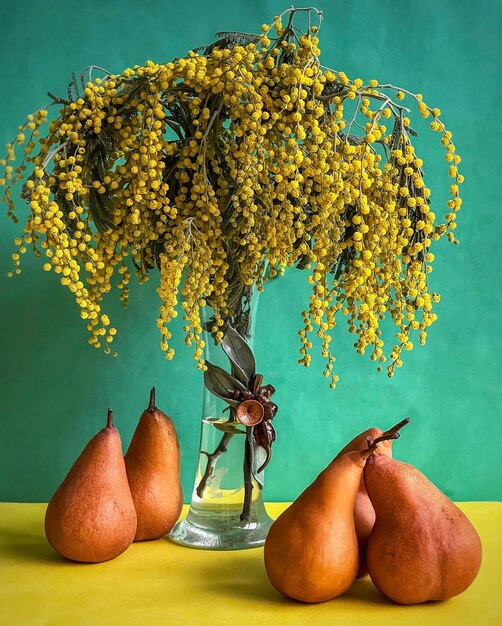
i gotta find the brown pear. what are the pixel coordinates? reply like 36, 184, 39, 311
264, 433, 397, 603
334, 417, 410, 577
45, 409, 137, 563
364, 455, 482, 604
124, 387, 183, 541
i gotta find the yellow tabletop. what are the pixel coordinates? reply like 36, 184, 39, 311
0, 502, 500, 626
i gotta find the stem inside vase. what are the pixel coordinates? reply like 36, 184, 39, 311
196, 284, 262, 519
169, 284, 273, 549
196, 431, 234, 499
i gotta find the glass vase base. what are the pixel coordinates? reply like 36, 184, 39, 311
169, 511, 273, 550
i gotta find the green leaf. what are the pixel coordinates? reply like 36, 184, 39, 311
202, 416, 246, 434
88, 187, 114, 233
203, 361, 246, 405
47, 92, 69, 106
213, 421, 246, 435
221, 325, 256, 385
202, 32, 261, 56
251, 445, 268, 489
214, 31, 261, 42
390, 117, 402, 151
67, 72, 80, 103
295, 253, 311, 270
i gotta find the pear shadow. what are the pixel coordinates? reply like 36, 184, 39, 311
196, 552, 288, 604
1, 529, 134, 566
1, 531, 64, 565
341, 576, 392, 606
196, 552, 396, 607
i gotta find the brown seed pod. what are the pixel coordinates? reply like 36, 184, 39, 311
236, 399, 264, 427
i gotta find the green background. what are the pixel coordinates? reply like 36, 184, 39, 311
1, 0, 500, 503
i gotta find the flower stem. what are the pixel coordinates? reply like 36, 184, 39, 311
196, 432, 234, 498
240, 428, 254, 522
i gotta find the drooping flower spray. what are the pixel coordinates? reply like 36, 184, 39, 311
1, 7, 462, 387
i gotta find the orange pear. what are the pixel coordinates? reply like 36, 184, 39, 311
364, 455, 482, 604
45, 409, 137, 563
264, 433, 398, 603
334, 418, 409, 576
124, 387, 183, 541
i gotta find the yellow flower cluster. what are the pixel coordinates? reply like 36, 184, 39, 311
1, 8, 462, 385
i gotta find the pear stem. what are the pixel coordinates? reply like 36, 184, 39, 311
148, 387, 156, 412
106, 408, 113, 428
361, 431, 399, 460
383, 416, 410, 438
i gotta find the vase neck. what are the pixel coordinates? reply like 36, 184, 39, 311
202, 286, 261, 361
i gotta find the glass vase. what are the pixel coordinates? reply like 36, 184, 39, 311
169, 290, 273, 550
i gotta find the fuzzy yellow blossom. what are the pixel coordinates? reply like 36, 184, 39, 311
0, 7, 462, 387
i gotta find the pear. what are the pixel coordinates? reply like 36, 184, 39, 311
364, 455, 482, 604
124, 387, 183, 541
45, 409, 137, 563
264, 433, 398, 603
335, 418, 410, 577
